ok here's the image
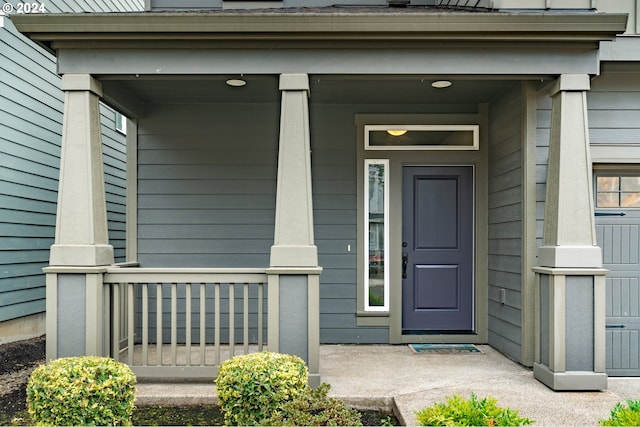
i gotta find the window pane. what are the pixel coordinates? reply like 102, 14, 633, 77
365, 125, 479, 151
597, 176, 619, 192
369, 130, 474, 148
621, 177, 640, 191
597, 192, 620, 207
621, 192, 640, 207
367, 162, 386, 309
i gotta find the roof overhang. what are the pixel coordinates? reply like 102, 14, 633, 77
11, 11, 628, 53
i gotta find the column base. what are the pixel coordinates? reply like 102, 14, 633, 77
537, 245, 602, 268
534, 363, 607, 391
270, 245, 318, 268
50, 244, 114, 266
308, 373, 321, 389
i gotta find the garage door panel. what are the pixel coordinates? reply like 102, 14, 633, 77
606, 329, 640, 374
597, 223, 640, 265
596, 190, 640, 375
607, 277, 640, 318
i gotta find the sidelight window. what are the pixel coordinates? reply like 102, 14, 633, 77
365, 159, 389, 311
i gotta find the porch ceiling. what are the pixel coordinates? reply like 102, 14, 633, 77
100, 75, 517, 106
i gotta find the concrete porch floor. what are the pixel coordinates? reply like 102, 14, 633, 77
136, 344, 640, 425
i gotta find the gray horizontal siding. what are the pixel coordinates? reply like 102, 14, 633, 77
1, 18, 60, 323
0, 2, 130, 324
536, 70, 640, 246
588, 72, 640, 146
138, 99, 471, 344
487, 82, 523, 362
136, 102, 279, 269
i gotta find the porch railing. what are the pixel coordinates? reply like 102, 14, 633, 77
102, 267, 268, 381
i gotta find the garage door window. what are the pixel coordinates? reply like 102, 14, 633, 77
597, 175, 640, 208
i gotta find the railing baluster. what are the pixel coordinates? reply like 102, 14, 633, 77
142, 284, 149, 366
214, 283, 220, 365
186, 283, 192, 367
229, 283, 235, 358
258, 283, 263, 352
127, 283, 135, 366
244, 283, 249, 354
171, 282, 177, 366
102, 269, 269, 380
156, 283, 162, 366
200, 283, 206, 366
103, 284, 110, 357
112, 284, 120, 360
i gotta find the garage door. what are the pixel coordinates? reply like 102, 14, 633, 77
595, 173, 640, 376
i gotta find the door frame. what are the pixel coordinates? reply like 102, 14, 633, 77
355, 113, 489, 344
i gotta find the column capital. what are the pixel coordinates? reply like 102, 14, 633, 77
549, 74, 590, 96
279, 74, 309, 93
61, 74, 103, 97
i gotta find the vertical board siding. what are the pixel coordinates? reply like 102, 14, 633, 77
0, 0, 136, 325
487, 82, 523, 362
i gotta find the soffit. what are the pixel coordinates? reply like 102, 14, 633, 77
100, 75, 517, 105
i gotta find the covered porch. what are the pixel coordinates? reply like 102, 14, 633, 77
12, 7, 627, 389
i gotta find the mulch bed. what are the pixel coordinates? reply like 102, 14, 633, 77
0, 336, 398, 426
0, 335, 46, 425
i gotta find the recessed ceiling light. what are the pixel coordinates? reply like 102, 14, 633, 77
431, 80, 452, 89
226, 78, 247, 87
387, 129, 408, 137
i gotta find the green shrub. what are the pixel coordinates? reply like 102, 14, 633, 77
414, 393, 534, 426
264, 382, 363, 426
215, 352, 308, 426
600, 400, 640, 426
26, 356, 136, 426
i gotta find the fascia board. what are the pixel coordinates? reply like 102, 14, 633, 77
11, 12, 628, 44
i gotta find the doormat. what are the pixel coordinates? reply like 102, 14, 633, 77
409, 344, 482, 354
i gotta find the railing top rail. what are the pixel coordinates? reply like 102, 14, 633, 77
104, 267, 268, 284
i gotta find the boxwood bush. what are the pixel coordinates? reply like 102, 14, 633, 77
264, 382, 363, 426
415, 393, 533, 426
26, 356, 137, 426
215, 352, 308, 426
600, 400, 640, 426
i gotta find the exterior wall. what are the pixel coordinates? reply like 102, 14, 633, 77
537, 67, 640, 245
589, 69, 640, 148
136, 100, 481, 344
536, 86, 552, 248
487, 82, 524, 362
0, 0, 140, 339
136, 102, 279, 268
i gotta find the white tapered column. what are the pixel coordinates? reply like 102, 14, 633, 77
534, 74, 607, 391
46, 74, 112, 361
268, 74, 321, 387
50, 74, 113, 267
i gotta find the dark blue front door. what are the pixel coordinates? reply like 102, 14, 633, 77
402, 166, 474, 332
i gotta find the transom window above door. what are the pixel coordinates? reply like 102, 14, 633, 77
364, 125, 479, 151
597, 175, 640, 208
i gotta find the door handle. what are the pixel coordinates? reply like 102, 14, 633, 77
402, 252, 408, 279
